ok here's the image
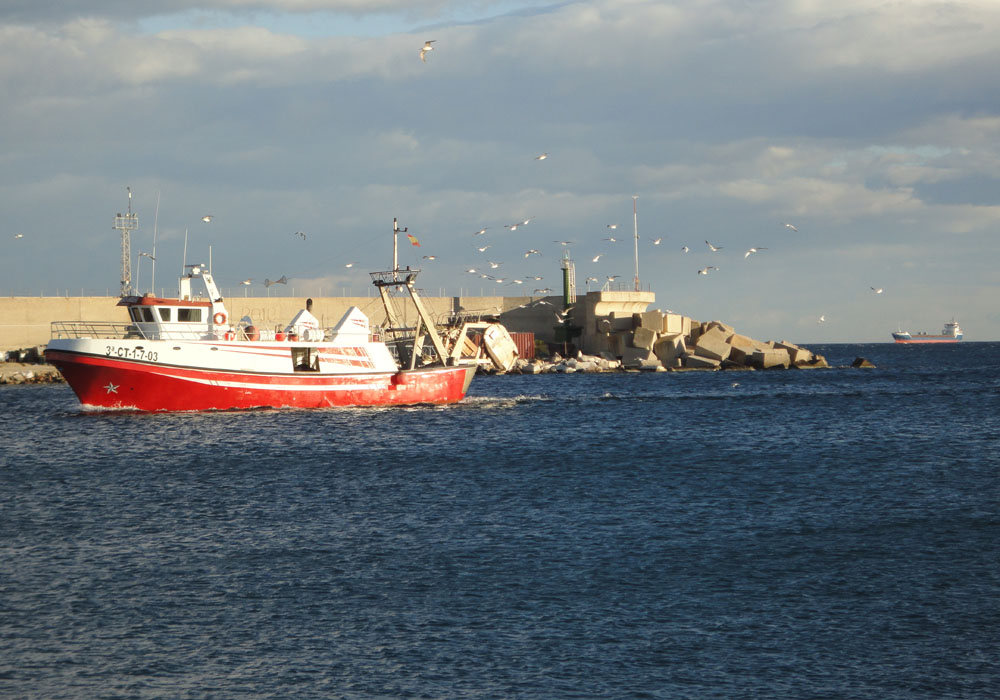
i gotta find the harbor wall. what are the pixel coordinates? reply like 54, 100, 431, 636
0, 294, 568, 352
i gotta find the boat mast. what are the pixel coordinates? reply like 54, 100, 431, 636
114, 186, 139, 297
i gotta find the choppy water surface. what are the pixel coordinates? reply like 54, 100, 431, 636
2, 343, 998, 698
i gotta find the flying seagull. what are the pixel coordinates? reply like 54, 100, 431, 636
13, 233, 23, 239
871, 286, 884, 294
422, 255, 436, 260
488, 261, 501, 269
473, 227, 488, 235
504, 222, 519, 231
345, 262, 358, 268
681, 245, 689, 253
524, 249, 540, 257
535, 153, 548, 160
818, 315, 826, 323
239, 279, 252, 285
264, 275, 289, 287
420, 40, 435, 62
782, 222, 798, 232
553, 240, 574, 246
652, 237, 662, 245
607, 224, 618, 229
705, 240, 722, 252
697, 266, 718, 275
294, 231, 306, 240
744, 247, 767, 258
592, 254, 602, 262
477, 245, 491, 252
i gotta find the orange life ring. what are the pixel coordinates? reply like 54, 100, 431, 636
214, 312, 227, 325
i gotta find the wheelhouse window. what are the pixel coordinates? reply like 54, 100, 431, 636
178, 308, 202, 322
141, 308, 155, 323
158, 307, 172, 322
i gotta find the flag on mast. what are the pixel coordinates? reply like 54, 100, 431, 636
406, 233, 420, 247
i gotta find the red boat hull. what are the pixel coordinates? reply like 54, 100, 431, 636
45, 350, 476, 411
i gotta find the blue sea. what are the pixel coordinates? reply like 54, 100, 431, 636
2, 343, 998, 699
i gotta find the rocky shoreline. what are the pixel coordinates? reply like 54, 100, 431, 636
0, 362, 64, 385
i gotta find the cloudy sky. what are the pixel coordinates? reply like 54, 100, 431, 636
3, 0, 1000, 342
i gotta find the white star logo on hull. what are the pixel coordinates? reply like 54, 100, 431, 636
104, 382, 119, 394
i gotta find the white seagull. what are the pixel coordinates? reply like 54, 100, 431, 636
592, 254, 602, 262
473, 227, 489, 235
603, 237, 618, 243
419, 40, 435, 62
488, 261, 501, 269
871, 286, 884, 294
422, 255, 436, 260
818, 315, 826, 323
524, 249, 540, 257
477, 245, 491, 252
13, 233, 23, 239
345, 262, 358, 268
294, 231, 306, 240
697, 266, 718, 275
705, 240, 722, 252
239, 279, 252, 285
202, 215, 213, 223
553, 240, 574, 246
681, 245, 690, 253
607, 224, 618, 230
744, 247, 767, 258
535, 153, 548, 160
652, 237, 662, 245
782, 222, 798, 232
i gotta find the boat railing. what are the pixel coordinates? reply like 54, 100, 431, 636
51, 321, 141, 340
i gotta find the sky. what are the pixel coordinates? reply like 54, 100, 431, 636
3, 0, 1000, 343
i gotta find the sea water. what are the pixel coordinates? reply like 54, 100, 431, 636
2, 343, 998, 699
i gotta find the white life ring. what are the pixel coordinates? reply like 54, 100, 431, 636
214, 312, 227, 325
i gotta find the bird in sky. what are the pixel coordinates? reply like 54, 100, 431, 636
526, 275, 544, 280
534, 287, 552, 294
201, 215, 213, 223
510, 279, 523, 285
783, 222, 798, 232
681, 245, 690, 253
422, 255, 436, 260
524, 249, 540, 257
473, 227, 488, 235
505, 223, 519, 231
871, 286, 884, 294
592, 254, 602, 262
585, 277, 599, 284
493, 277, 505, 284
535, 153, 548, 160
744, 247, 767, 258
419, 40, 435, 62
818, 315, 826, 323
264, 275, 288, 287
522, 218, 533, 225
239, 279, 252, 285
607, 224, 618, 229
697, 266, 718, 275
705, 240, 722, 252
488, 261, 501, 269
553, 240, 574, 246
606, 275, 620, 281
604, 237, 617, 243
477, 245, 491, 252
344, 262, 358, 268
13, 233, 23, 239
652, 237, 662, 245
294, 231, 306, 240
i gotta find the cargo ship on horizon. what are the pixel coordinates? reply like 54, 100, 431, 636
892, 320, 962, 344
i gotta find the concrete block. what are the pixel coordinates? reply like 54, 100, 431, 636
688, 320, 702, 342
654, 334, 686, 364
683, 354, 721, 370
775, 341, 813, 364
635, 310, 664, 330
693, 327, 732, 362
727, 333, 754, 348
610, 311, 635, 331
622, 347, 660, 370
708, 320, 735, 336
750, 348, 790, 369
662, 313, 685, 335
606, 332, 627, 356
728, 345, 752, 365
633, 326, 658, 350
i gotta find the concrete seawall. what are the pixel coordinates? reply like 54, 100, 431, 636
0, 295, 561, 352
